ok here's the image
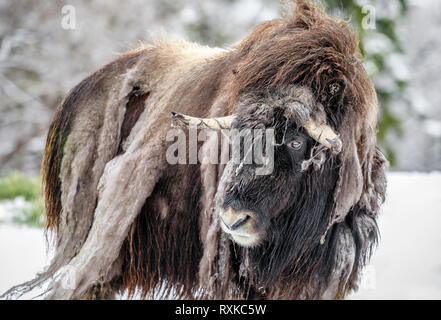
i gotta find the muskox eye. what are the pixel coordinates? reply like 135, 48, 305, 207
288, 138, 303, 151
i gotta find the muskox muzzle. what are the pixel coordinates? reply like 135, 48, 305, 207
218, 207, 260, 247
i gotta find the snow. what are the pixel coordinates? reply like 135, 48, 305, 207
0, 197, 31, 224
350, 171, 441, 299
1, 171, 441, 299
0, 225, 48, 298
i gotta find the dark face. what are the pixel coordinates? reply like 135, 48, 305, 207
218, 89, 339, 249
219, 108, 313, 246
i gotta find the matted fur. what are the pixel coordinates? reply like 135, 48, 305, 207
2, 0, 387, 300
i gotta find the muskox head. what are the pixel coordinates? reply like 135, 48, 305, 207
219, 85, 343, 248
173, 85, 344, 248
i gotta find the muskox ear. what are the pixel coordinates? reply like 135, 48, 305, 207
325, 78, 346, 108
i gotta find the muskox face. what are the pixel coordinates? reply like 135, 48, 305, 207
219, 124, 313, 247
218, 86, 342, 247
172, 85, 344, 250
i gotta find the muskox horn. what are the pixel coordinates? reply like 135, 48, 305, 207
171, 111, 235, 130
304, 119, 342, 154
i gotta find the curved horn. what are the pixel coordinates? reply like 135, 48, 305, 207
171, 111, 235, 130
304, 119, 342, 154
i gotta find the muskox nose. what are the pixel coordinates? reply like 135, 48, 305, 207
219, 207, 251, 231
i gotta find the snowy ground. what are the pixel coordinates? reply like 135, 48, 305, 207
1, 171, 440, 300
350, 172, 441, 299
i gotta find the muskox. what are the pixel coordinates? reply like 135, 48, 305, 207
3, 0, 387, 300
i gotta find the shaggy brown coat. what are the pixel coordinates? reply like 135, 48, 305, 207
3, 0, 387, 300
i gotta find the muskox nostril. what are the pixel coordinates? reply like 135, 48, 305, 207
219, 207, 254, 232
229, 215, 250, 231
